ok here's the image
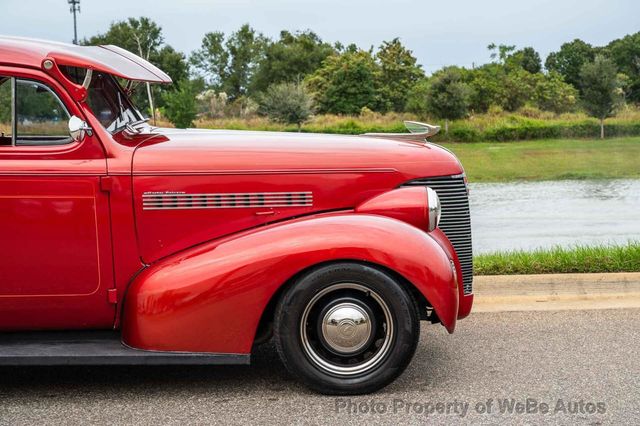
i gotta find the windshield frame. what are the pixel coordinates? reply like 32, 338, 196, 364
61, 66, 147, 135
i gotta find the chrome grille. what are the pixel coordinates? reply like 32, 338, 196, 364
403, 175, 473, 294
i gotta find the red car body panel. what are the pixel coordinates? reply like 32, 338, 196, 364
0, 64, 116, 330
131, 130, 463, 262
355, 186, 430, 230
0, 37, 473, 354
122, 213, 459, 354
0, 37, 171, 83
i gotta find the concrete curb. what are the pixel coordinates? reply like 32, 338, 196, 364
473, 272, 640, 312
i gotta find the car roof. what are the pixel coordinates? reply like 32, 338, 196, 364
0, 36, 172, 83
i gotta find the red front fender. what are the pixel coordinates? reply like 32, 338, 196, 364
122, 213, 459, 354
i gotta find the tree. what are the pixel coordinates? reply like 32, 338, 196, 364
85, 17, 162, 120
467, 63, 504, 113
191, 24, 267, 99
507, 47, 542, 73
405, 78, 431, 115
305, 50, 380, 114
500, 68, 536, 112
190, 31, 228, 91
375, 38, 424, 112
225, 25, 268, 98
251, 31, 335, 94
533, 72, 578, 114
85, 17, 162, 61
84, 17, 189, 116
425, 67, 473, 133
487, 43, 516, 64
258, 82, 313, 130
161, 81, 197, 128
149, 46, 190, 111
545, 39, 595, 90
606, 32, 640, 102
579, 56, 623, 139
616, 73, 632, 103
152, 46, 189, 85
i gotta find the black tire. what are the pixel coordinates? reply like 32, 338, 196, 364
273, 262, 420, 395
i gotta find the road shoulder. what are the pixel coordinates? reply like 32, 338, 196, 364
473, 272, 640, 312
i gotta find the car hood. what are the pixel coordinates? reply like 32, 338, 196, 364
130, 128, 464, 262
132, 128, 463, 179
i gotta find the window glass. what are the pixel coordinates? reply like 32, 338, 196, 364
0, 77, 11, 146
61, 66, 144, 134
15, 80, 71, 145
84, 72, 142, 133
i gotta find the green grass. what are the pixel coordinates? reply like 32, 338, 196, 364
474, 242, 640, 275
441, 137, 640, 182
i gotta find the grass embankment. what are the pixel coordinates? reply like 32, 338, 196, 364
441, 137, 640, 182
193, 108, 640, 142
474, 243, 640, 275
189, 110, 640, 183
433, 108, 640, 142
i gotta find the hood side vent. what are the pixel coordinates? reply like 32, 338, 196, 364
142, 191, 313, 211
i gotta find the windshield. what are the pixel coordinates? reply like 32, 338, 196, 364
62, 67, 145, 134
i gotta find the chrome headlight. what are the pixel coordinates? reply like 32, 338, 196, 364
426, 187, 441, 231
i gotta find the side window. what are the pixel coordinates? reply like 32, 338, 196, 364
0, 77, 11, 146
15, 80, 71, 145
0, 76, 72, 147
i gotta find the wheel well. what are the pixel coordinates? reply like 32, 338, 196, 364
252, 259, 431, 350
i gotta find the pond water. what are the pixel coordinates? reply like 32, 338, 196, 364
469, 179, 640, 254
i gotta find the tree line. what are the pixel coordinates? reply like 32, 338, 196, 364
84, 18, 640, 137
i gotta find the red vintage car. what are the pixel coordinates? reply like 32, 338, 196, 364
0, 36, 473, 394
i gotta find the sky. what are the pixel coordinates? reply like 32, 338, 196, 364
2, 0, 639, 73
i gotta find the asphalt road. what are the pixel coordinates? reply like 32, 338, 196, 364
1, 309, 638, 425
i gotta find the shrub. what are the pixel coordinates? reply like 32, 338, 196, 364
196, 90, 228, 118
194, 108, 640, 142
161, 81, 198, 128
258, 82, 313, 130
533, 72, 578, 114
425, 67, 473, 133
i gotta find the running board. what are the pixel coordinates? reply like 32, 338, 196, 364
0, 331, 250, 366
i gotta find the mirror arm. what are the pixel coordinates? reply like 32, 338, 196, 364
81, 69, 93, 90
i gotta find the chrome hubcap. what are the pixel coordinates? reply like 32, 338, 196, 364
321, 303, 372, 354
300, 283, 394, 377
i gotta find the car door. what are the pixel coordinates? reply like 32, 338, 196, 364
0, 67, 115, 330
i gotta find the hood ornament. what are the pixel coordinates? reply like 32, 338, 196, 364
362, 121, 441, 143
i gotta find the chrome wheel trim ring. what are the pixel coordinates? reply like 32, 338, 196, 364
300, 283, 394, 376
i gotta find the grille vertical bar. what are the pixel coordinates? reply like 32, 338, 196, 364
403, 175, 473, 294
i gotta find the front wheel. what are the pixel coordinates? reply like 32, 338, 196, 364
273, 263, 420, 395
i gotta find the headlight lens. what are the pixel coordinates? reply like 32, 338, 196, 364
426, 187, 441, 231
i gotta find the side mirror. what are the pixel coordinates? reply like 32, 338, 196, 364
68, 115, 93, 142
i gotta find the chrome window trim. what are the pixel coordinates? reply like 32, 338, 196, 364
11, 77, 16, 146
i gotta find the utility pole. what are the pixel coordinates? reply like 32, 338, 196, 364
68, 0, 80, 45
